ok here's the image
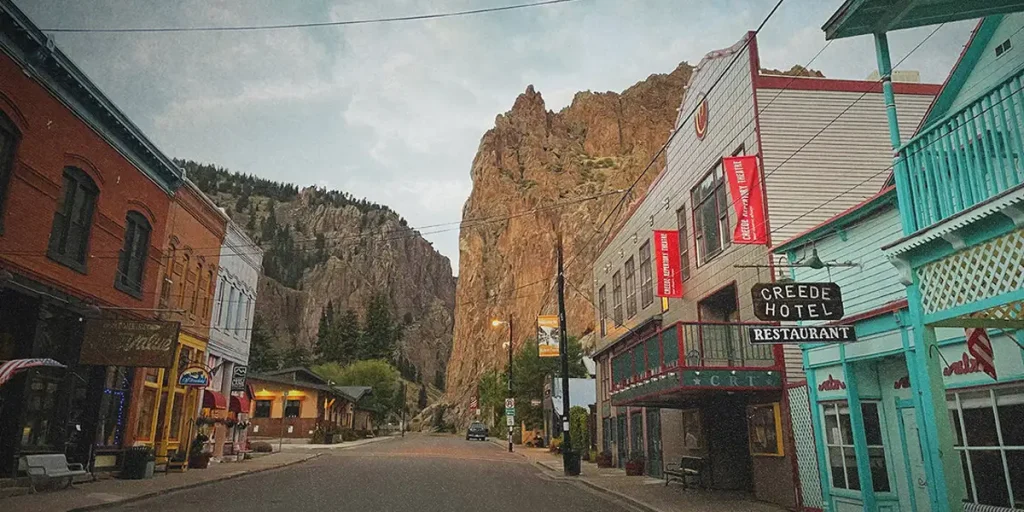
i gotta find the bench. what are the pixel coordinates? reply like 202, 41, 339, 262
964, 503, 1017, 512
664, 456, 704, 488
20, 454, 88, 492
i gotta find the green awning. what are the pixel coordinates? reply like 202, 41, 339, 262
823, 0, 1024, 40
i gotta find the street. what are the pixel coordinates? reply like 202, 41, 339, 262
109, 434, 638, 512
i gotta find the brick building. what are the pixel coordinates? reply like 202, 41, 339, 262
0, 0, 182, 476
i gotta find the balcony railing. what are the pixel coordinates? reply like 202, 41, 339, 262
899, 68, 1024, 232
609, 322, 777, 389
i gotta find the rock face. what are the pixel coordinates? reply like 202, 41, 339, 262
446, 63, 693, 415
192, 173, 456, 385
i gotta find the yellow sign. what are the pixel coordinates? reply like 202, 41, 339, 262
537, 316, 560, 358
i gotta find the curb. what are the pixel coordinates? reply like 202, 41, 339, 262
572, 477, 664, 512
67, 453, 322, 512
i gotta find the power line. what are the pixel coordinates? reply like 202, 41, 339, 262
42, 0, 582, 34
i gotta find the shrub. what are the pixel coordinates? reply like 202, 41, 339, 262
341, 428, 359, 442
569, 406, 589, 455
596, 451, 614, 468
549, 435, 563, 454
251, 441, 273, 453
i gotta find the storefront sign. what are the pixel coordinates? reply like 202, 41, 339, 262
748, 325, 856, 344
231, 365, 248, 392
751, 282, 844, 321
694, 96, 708, 139
537, 316, 560, 358
178, 366, 211, 387
894, 375, 911, 389
653, 230, 683, 298
80, 319, 179, 367
723, 155, 767, 244
681, 369, 781, 388
818, 374, 846, 392
943, 352, 984, 377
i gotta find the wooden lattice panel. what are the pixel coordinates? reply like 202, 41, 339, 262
917, 229, 1024, 315
969, 300, 1024, 323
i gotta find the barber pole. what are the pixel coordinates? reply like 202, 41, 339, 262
965, 328, 997, 380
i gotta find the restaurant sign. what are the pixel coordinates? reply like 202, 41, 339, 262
179, 366, 211, 387
752, 282, 844, 322
80, 319, 180, 367
748, 325, 857, 344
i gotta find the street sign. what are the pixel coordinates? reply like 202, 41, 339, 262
470, 396, 478, 411
751, 282, 844, 322
506, 416, 516, 426
505, 398, 515, 409
748, 325, 857, 344
505, 407, 515, 416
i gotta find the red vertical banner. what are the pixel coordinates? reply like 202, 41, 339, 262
653, 230, 682, 298
723, 155, 768, 244
966, 328, 997, 380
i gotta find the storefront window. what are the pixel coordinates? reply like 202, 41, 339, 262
169, 392, 184, 440
20, 370, 62, 449
822, 401, 889, 492
96, 367, 132, 448
681, 409, 703, 450
948, 386, 1024, 508
254, 400, 272, 418
747, 403, 783, 456
284, 400, 300, 418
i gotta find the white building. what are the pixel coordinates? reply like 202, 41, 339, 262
205, 219, 263, 456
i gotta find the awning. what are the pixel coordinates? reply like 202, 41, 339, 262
230, 394, 250, 413
203, 390, 227, 410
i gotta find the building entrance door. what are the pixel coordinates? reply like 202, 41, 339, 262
616, 416, 627, 468
646, 408, 662, 478
898, 406, 932, 512
630, 411, 643, 462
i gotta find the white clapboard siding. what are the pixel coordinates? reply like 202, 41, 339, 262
758, 88, 934, 243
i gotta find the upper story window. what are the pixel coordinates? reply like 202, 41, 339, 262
234, 293, 245, 333
639, 241, 653, 308
676, 206, 692, 282
215, 280, 226, 327
612, 271, 623, 326
115, 211, 151, 297
0, 111, 19, 231
692, 164, 730, 265
159, 246, 175, 308
48, 167, 98, 272
598, 285, 607, 337
624, 257, 637, 319
199, 269, 213, 323
175, 253, 188, 309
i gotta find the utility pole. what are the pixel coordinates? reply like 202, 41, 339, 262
401, 381, 406, 438
279, 390, 289, 452
507, 313, 513, 453
557, 233, 575, 476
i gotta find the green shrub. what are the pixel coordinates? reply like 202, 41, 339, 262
569, 406, 589, 454
341, 428, 359, 442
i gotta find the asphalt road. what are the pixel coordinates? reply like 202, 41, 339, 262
109, 434, 637, 512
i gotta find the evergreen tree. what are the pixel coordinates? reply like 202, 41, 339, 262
280, 343, 312, 368
315, 301, 344, 364
434, 370, 446, 391
417, 384, 428, 409
361, 293, 402, 361
248, 317, 279, 372
335, 309, 361, 363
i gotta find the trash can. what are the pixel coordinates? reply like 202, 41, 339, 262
121, 446, 155, 480
564, 451, 581, 476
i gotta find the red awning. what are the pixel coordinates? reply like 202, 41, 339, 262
230, 394, 250, 413
203, 390, 227, 410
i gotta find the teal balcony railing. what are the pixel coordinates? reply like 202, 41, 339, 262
899, 69, 1024, 232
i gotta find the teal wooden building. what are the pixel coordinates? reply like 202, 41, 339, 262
776, 4, 1024, 511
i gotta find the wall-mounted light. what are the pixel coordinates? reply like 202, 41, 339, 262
648, 215, 654, 227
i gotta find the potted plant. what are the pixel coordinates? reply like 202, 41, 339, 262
625, 455, 645, 476
188, 433, 213, 469
596, 450, 614, 468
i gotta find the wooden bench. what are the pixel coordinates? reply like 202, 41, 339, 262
20, 454, 88, 492
963, 503, 1017, 512
664, 456, 704, 488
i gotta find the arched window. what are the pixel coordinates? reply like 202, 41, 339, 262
115, 211, 151, 296
0, 111, 19, 229
47, 166, 98, 271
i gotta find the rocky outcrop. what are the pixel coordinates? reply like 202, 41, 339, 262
446, 63, 694, 416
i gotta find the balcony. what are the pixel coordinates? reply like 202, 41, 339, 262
899, 67, 1024, 232
609, 322, 781, 407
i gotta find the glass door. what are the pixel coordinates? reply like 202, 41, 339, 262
646, 408, 662, 477
616, 416, 627, 468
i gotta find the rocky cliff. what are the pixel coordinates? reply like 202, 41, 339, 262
446, 63, 693, 414
183, 162, 456, 385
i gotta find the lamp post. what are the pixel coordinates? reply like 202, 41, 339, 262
491, 316, 513, 453
278, 390, 289, 452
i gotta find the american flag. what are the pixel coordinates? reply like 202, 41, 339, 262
0, 358, 66, 386
966, 328, 997, 380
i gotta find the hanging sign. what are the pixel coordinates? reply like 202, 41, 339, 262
751, 282, 844, 321
723, 156, 768, 244
536, 316, 560, 358
653, 230, 683, 298
748, 325, 857, 344
80, 319, 180, 367
178, 366, 212, 387
231, 365, 248, 392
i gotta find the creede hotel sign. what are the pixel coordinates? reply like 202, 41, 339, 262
752, 283, 844, 322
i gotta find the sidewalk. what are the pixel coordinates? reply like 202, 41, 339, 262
509, 445, 786, 512
1, 451, 319, 512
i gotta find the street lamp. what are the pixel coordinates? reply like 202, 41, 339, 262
491, 316, 513, 453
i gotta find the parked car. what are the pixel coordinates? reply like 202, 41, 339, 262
466, 422, 489, 441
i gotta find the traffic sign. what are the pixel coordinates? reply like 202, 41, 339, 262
505, 407, 515, 416
506, 416, 516, 426
505, 398, 515, 409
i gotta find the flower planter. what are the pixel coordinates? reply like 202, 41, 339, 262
596, 452, 614, 468
188, 453, 212, 469
625, 460, 645, 476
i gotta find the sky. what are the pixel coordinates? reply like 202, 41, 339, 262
15, 0, 976, 274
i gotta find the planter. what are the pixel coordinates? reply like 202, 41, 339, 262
625, 460, 645, 476
188, 453, 212, 469
596, 452, 614, 468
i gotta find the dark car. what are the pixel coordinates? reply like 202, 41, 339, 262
466, 422, 489, 441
